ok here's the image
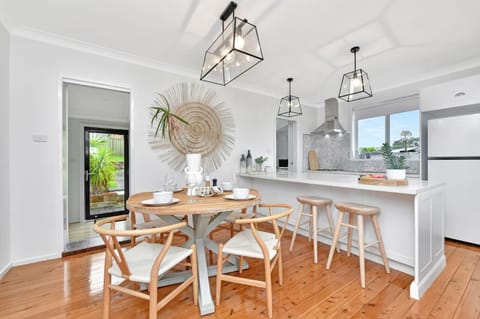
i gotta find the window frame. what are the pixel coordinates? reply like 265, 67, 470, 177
352, 95, 420, 159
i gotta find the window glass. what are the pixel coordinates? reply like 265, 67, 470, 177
390, 110, 420, 153
357, 115, 385, 154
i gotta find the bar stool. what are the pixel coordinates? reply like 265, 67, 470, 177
289, 195, 336, 263
326, 202, 390, 288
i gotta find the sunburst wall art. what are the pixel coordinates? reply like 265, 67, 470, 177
149, 82, 235, 173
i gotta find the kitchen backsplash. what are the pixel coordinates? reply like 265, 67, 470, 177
303, 133, 420, 174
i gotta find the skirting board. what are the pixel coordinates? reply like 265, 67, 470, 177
0, 262, 12, 280
410, 255, 446, 300
12, 252, 61, 267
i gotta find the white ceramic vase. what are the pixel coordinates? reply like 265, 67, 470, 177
186, 153, 201, 172
386, 169, 406, 180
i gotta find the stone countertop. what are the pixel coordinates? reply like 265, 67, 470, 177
239, 171, 443, 195
307, 169, 420, 178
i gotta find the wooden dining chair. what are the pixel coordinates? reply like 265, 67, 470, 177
93, 215, 198, 319
215, 203, 293, 319
130, 211, 168, 246
130, 211, 188, 247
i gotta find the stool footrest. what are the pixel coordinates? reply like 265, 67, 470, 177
340, 223, 358, 229
364, 241, 379, 249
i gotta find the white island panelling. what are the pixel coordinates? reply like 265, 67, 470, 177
240, 172, 445, 300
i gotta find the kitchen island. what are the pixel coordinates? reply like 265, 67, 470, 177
240, 171, 445, 300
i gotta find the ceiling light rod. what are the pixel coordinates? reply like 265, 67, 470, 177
287, 77, 293, 102
220, 1, 237, 22
351, 46, 359, 72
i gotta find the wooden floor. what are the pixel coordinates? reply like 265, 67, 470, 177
1, 229, 480, 318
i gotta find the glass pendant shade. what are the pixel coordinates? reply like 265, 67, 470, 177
338, 46, 373, 102
278, 78, 303, 117
200, 5, 263, 86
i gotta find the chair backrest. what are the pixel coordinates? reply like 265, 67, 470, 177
235, 203, 293, 259
93, 215, 187, 279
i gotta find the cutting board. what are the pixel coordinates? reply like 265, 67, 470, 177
308, 151, 319, 170
358, 175, 408, 186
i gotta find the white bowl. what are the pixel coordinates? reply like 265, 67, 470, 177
153, 191, 173, 203
232, 188, 249, 199
221, 181, 233, 191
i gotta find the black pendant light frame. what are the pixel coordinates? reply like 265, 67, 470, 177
278, 77, 303, 117
338, 46, 373, 102
200, 1, 264, 86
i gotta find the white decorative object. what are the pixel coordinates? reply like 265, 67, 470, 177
184, 153, 204, 196
186, 153, 201, 172
150, 83, 235, 173
386, 169, 406, 180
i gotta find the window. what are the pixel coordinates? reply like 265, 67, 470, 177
354, 96, 419, 159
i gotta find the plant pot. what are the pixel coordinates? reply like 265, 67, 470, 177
386, 169, 406, 180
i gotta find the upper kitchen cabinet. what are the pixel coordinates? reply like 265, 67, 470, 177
420, 74, 480, 112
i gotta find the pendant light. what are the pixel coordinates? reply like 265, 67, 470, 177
338, 46, 373, 102
278, 78, 302, 117
200, 1, 264, 86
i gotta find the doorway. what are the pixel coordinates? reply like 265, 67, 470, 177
63, 81, 131, 252
276, 118, 297, 171
84, 127, 129, 220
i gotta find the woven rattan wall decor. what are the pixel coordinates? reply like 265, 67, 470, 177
149, 83, 235, 172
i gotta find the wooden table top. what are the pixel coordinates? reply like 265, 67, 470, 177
126, 188, 260, 215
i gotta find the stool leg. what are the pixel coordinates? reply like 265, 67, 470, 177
307, 205, 313, 242
289, 203, 304, 252
357, 215, 366, 288
371, 215, 390, 273
346, 213, 354, 256
326, 211, 344, 270
312, 205, 318, 264
325, 204, 340, 253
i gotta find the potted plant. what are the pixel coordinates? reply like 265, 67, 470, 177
254, 156, 268, 172
150, 93, 189, 141
381, 142, 407, 180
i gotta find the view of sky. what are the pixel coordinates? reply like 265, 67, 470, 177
358, 110, 419, 149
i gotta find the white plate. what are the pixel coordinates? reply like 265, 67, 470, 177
154, 188, 184, 193
224, 194, 256, 201
141, 198, 180, 206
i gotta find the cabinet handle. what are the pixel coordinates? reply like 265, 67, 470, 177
454, 92, 466, 97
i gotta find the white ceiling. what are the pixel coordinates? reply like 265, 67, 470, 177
2, 0, 480, 106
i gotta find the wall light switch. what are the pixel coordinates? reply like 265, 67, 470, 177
32, 134, 48, 142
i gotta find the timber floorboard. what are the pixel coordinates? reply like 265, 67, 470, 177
1, 229, 480, 318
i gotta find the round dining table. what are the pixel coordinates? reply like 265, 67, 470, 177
126, 188, 260, 315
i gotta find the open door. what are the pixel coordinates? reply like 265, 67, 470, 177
84, 127, 129, 220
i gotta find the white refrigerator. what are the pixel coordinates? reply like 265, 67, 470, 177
428, 113, 480, 244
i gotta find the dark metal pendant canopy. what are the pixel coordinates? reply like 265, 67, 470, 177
338, 46, 373, 102
278, 78, 302, 117
200, 1, 264, 86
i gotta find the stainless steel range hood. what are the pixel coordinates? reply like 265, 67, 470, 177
311, 98, 346, 135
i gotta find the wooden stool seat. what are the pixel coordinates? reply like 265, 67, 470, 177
290, 195, 336, 263
335, 202, 380, 215
326, 202, 390, 288
297, 195, 333, 206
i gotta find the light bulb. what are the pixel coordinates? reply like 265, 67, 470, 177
224, 52, 235, 64
235, 34, 245, 49
351, 77, 362, 88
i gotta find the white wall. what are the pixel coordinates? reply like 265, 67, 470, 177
9, 35, 318, 263
0, 23, 11, 275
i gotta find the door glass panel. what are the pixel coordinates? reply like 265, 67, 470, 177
85, 128, 128, 219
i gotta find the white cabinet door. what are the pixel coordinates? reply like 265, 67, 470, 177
428, 159, 480, 244
428, 113, 480, 157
